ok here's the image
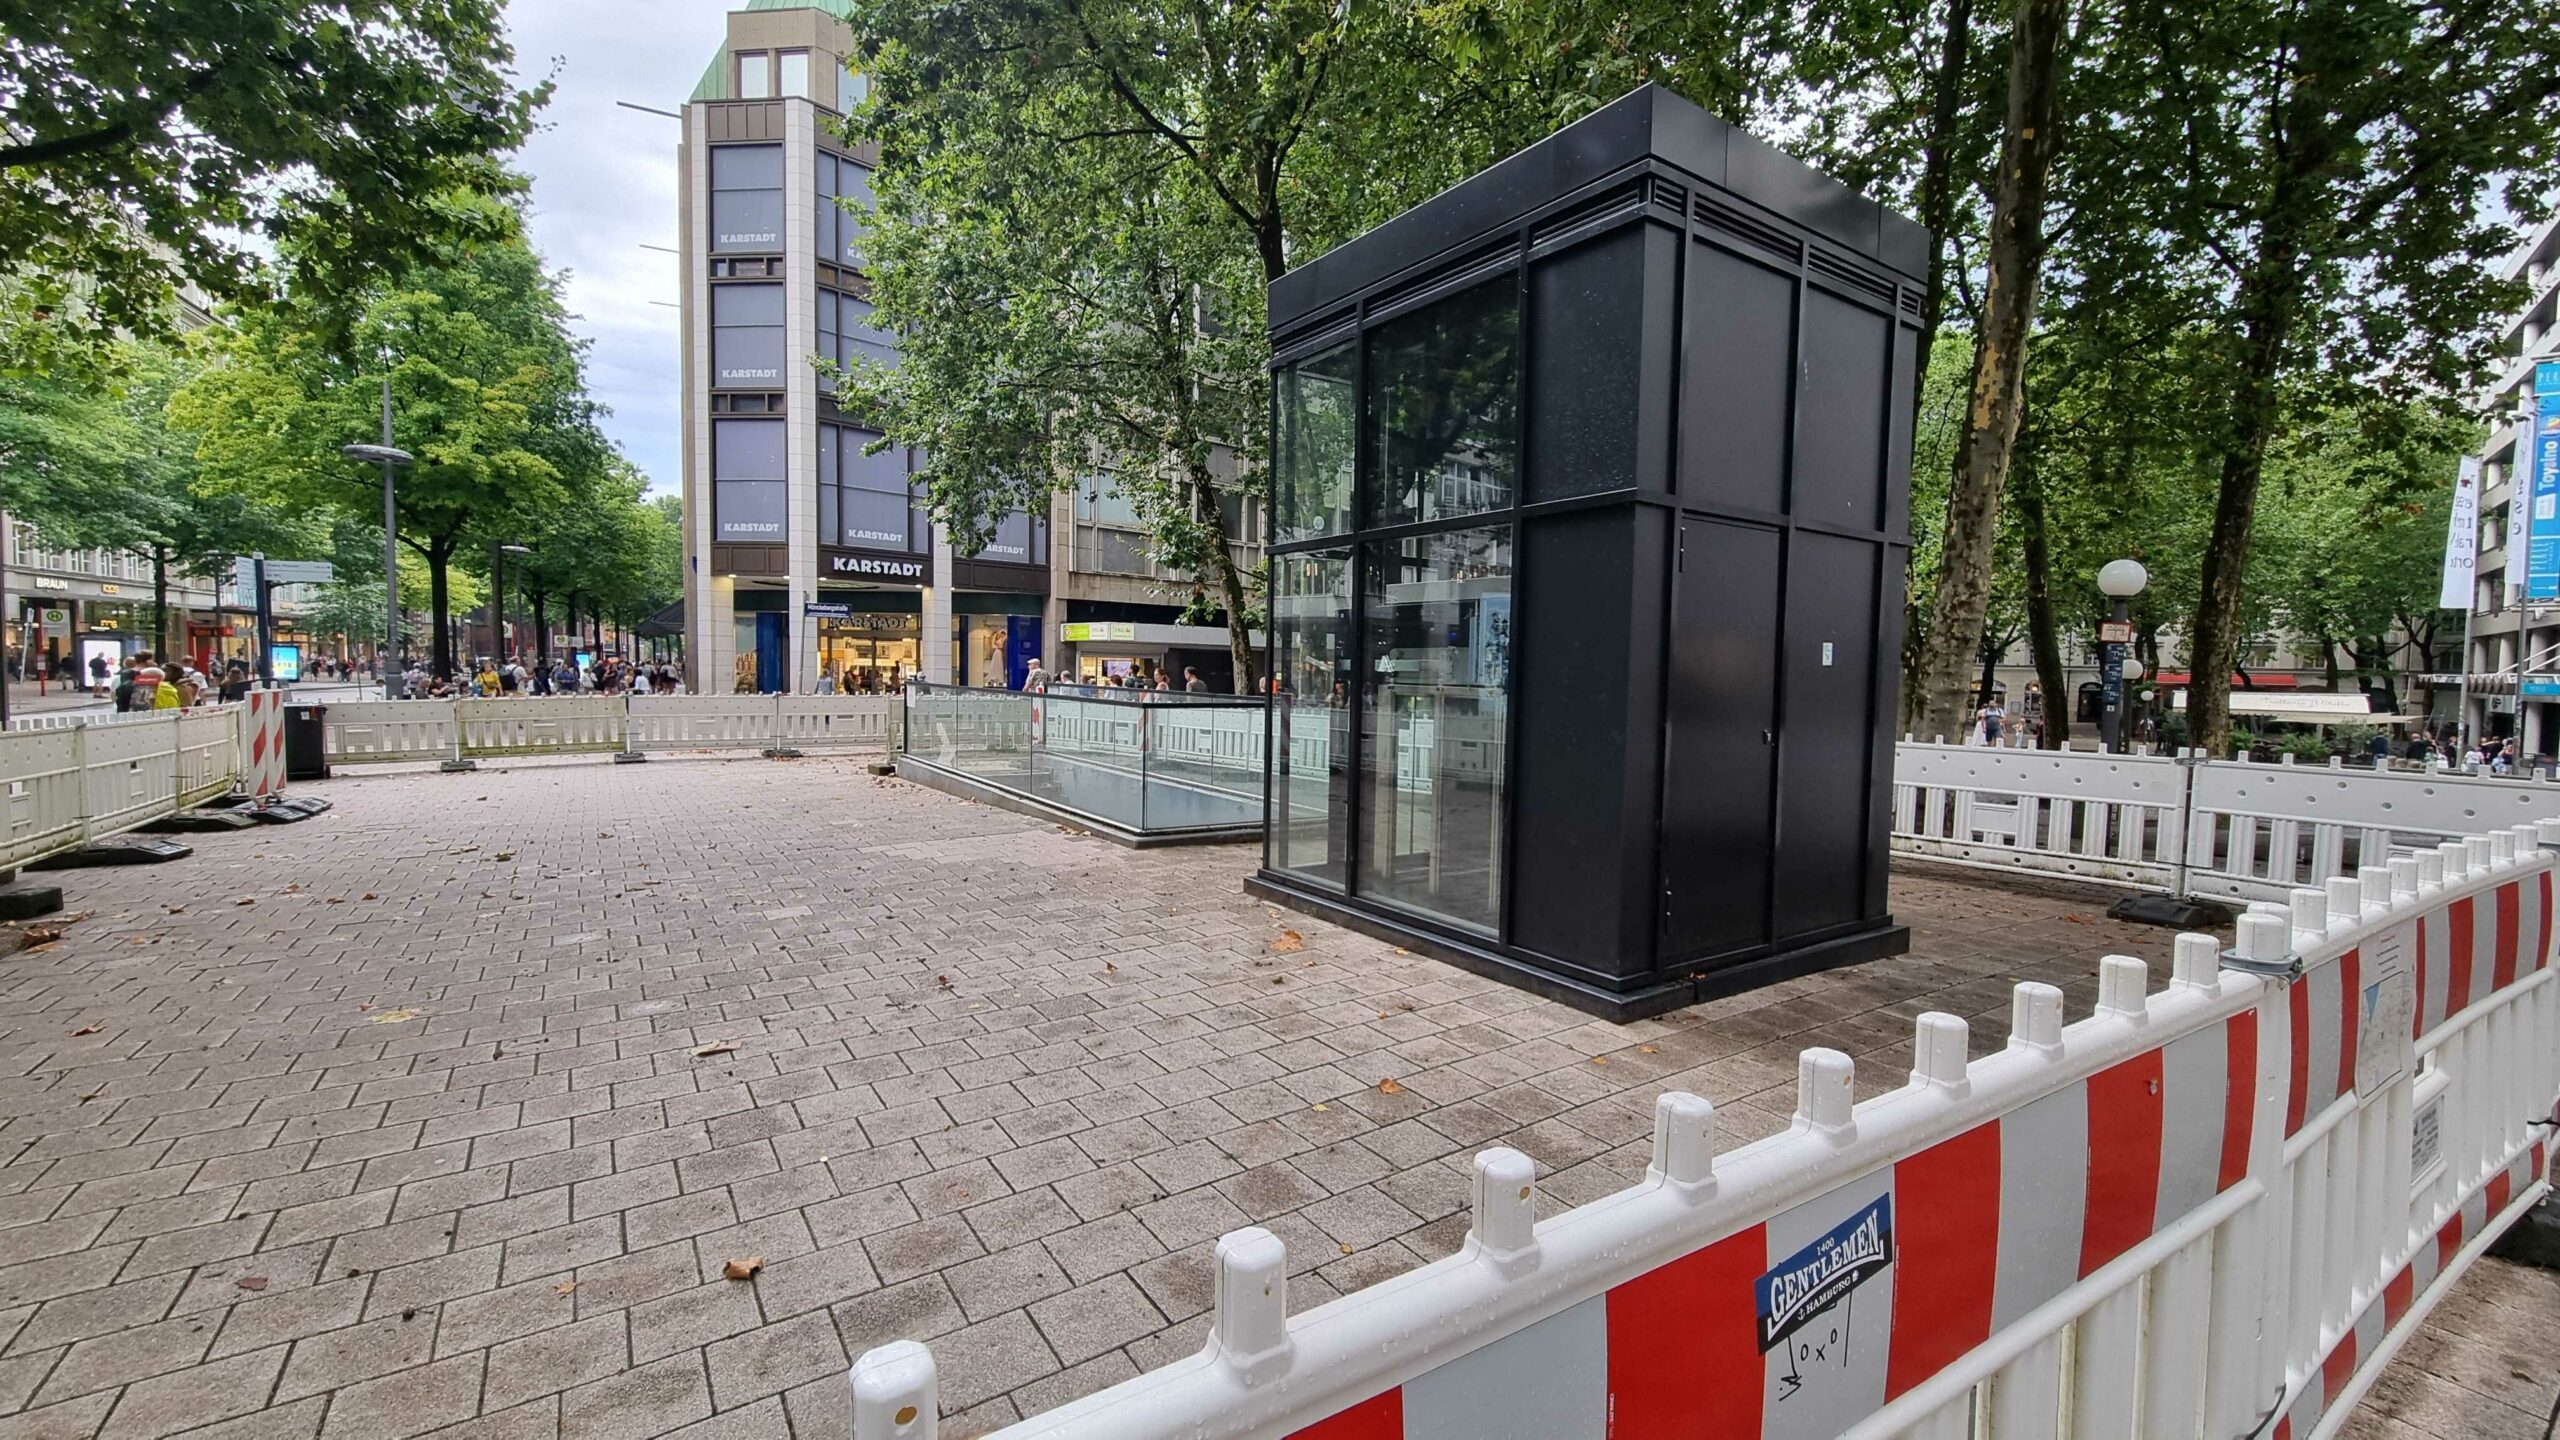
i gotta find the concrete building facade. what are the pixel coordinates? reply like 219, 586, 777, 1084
2453, 209, 2560, 752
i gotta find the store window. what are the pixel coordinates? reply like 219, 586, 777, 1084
1274, 342, 1354, 541
1273, 550, 1353, 887
1366, 278, 1518, 528
820, 422, 924, 552
710, 144, 783, 253
816, 289, 897, 392
1358, 524, 1512, 932
778, 50, 811, 98
737, 51, 772, 99
817, 154, 873, 270
710, 283, 785, 387
713, 419, 787, 543
817, 613, 918, 693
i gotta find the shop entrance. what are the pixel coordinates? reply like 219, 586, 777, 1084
817, 613, 920, 693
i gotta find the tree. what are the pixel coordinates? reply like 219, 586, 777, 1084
1909, 0, 2071, 741
0, 0, 547, 358
175, 224, 610, 679
2060, 0, 2560, 754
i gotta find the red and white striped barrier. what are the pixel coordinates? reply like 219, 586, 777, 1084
241, 689, 286, 797
849, 824, 2560, 1440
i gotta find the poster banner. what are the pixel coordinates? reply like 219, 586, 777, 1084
2528, 362, 2560, 601
2440, 457, 2481, 609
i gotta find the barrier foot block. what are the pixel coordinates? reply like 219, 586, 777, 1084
2490, 1194, 2560, 1270
761, 747, 805, 760
248, 797, 333, 824
145, 809, 260, 833
29, 838, 193, 870
439, 759, 479, 772
612, 751, 650, 764
2106, 893, 2237, 929
866, 760, 896, 777
0, 883, 63, 920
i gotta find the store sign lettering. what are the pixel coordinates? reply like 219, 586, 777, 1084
718, 366, 781, 383
827, 552, 927, 580
718, 230, 779, 247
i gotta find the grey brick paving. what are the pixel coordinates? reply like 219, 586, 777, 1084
0, 750, 2378, 1439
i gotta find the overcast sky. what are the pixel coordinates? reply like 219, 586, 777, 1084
504, 0, 708, 495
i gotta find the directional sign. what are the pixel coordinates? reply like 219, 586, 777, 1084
233, 557, 336, 589
2096, 620, 2135, 644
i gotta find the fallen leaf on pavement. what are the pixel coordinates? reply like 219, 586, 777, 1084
68, 1025, 99, 1036
2063, 913, 2090, 924
23, 927, 62, 944
723, 1257, 764, 1281
233, 897, 255, 907
1338, 1243, 1354, 1255
493, 851, 515, 862
691, 1042, 736, 1059
554, 1280, 576, 1296
1310, 1102, 1329, 1112
1638, 1045, 1660, 1055
1377, 1078, 1403, 1095
368, 1009, 420, 1024
235, 1277, 268, 1292
361, 893, 377, 900
1270, 930, 1304, 954
1589, 1055, 1609, 1066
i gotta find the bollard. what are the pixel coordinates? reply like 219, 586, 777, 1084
1649, 1093, 1717, 1190
2421, 848, 2448, 889
2324, 877, 2362, 934
2096, 955, 2149, 1020
2171, 933, 2220, 990
2389, 857, 2418, 901
2490, 830, 2515, 865
2464, 835, 2492, 875
2236, 910, 2289, 968
850, 1341, 937, 1440
2289, 887, 2328, 944
2357, 865, 2392, 918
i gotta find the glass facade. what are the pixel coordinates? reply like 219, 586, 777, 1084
819, 422, 925, 553
816, 288, 896, 392
818, 153, 872, 270
1366, 278, 1518, 528
1272, 550, 1352, 885
709, 144, 783, 253
1266, 277, 1523, 936
973, 511, 1046, 566
778, 50, 810, 98
710, 283, 785, 387
1274, 343, 1354, 542
713, 418, 788, 543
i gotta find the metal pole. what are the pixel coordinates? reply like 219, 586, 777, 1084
2454, 603, 2476, 755
252, 553, 273, 685
2099, 595, 2130, 754
381, 379, 404, 699
0, 503, 12, 729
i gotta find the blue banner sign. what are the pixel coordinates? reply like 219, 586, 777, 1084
2521, 677, 2560, 698
2529, 361, 2560, 601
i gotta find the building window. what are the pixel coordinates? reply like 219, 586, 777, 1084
778, 50, 811, 98
1365, 278, 1518, 528
1274, 341, 1355, 541
818, 154, 873, 270
974, 510, 1046, 566
816, 289, 896, 393
713, 419, 787, 544
709, 144, 783, 253
737, 51, 772, 99
838, 67, 870, 113
1358, 524, 1513, 932
821, 422, 925, 553
710, 283, 785, 388
1273, 549, 1353, 886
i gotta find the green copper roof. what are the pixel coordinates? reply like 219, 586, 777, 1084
688, 0, 855, 102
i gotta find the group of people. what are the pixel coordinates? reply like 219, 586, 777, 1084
407, 655, 683, 699
1969, 684, 2048, 747
1018, 662, 1209, 695
101, 651, 256, 711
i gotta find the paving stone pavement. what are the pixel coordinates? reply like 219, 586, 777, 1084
2342, 1255, 2560, 1439
0, 752, 2512, 1439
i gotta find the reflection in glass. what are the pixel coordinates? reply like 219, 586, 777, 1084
1359, 526, 1512, 931
710, 144, 784, 253
1366, 279, 1518, 528
1274, 343, 1354, 541
1273, 550, 1352, 885
711, 283, 784, 387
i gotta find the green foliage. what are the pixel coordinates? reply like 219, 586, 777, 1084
0, 0, 548, 362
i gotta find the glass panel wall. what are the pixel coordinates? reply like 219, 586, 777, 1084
778, 50, 811, 98
1272, 550, 1352, 886
816, 289, 897, 392
710, 283, 785, 387
1357, 525, 1512, 932
1274, 342, 1355, 541
713, 419, 788, 543
817, 154, 873, 270
820, 422, 925, 553
710, 144, 783, 252
973, 511, 1046, 566
1365, 278, 1518, 528
737, 51, 772, 99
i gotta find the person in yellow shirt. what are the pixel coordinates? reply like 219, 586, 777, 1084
475, 661, 501, 696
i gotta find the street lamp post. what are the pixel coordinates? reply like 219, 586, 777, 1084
342, 380, 415, 700
2097, 558, 2148, 755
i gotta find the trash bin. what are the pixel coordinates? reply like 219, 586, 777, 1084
284, 704, 330, 781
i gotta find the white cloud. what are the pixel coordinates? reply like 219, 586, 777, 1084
504, 0, 705, 497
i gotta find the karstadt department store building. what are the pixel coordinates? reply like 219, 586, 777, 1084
677, 0, 1260, 695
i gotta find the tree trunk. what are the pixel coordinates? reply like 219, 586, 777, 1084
1910, 0, 1977, 412
1911, 0, 2070, 743
2015, 462, 2070, 748
1188, 461, 1259, 693
532, 590, 550, 665
427, 539, 455, 680
2185, 240, 2303, 757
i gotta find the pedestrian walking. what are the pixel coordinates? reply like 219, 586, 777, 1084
1183, 666, 1206, 693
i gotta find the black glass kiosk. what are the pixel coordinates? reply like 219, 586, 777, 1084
1250, 84, 1927, 1021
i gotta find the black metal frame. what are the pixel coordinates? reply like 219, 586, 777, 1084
1254, 85, 1925, 1021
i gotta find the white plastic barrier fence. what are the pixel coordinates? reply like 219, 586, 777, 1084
850, 826, 2559, 1440
1893, 740, 2560, 903
320, 694, 897, 765
0, 706, 250, 870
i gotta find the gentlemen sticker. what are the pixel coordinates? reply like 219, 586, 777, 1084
1754, 1194, 1894, 1353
